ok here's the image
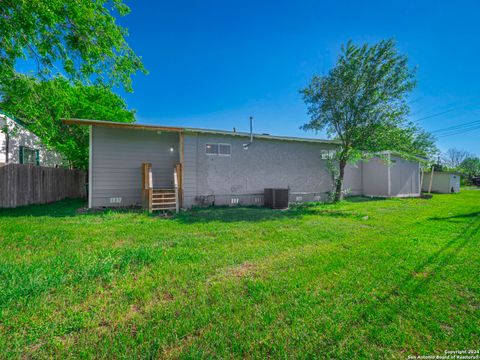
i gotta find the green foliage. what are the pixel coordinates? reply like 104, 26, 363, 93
459, 157, 480, 181
301, 39, 435, 201
0, 191, 479, 357
0, 0, 146, 90
0, 73, 135, 169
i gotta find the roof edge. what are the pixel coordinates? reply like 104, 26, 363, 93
62, 118, 340, 145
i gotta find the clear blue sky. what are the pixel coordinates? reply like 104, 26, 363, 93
117, 1, 478, 156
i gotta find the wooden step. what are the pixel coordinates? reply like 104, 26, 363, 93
152, 206, 176, 211
152, 201, 176, 205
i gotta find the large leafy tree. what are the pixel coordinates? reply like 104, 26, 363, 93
301, 39, 434, 201
0, 0, 146, 90
0, 74, 134, 169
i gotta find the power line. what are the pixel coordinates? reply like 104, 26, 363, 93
431, 119, 480, 134
413, 102, 476, 122
436, 123, 480, 138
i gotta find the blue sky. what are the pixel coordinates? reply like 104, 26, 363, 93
100, 1, 479, 156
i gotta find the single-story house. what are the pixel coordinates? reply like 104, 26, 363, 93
62, 118, 423, 211
0, 113, 63, 167
344, 151, 423, 198
421, 171, 460, 193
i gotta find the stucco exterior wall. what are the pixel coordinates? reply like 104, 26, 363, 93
0, 116, 63, 167
90, 126, 180, 207
182, 133, 337, 208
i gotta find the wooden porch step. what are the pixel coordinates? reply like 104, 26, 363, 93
152, 206, 176, 211
152, 194, 176, 199
152, 201, 176, 205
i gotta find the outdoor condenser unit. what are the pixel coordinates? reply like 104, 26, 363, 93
264, 188, 289, 209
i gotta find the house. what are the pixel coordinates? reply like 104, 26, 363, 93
344, 151, 423, 198
63, 118, 341, 210
62, 119, 424, 211
421, 171, 460, 193
0, 113, 63, 167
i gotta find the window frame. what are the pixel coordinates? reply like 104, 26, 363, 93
19, 146, 40, 166
205, 143, 231, 156
218, 143, 231, 156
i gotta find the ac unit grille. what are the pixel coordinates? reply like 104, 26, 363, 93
264, 188, 289, 209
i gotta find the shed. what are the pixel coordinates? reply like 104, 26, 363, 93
344, 151, 422, 198
421, 172, 460, 193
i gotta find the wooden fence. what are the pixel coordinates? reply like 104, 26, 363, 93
0, 164, 86, 208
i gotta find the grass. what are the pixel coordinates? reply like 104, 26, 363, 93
0, 191, 479, 358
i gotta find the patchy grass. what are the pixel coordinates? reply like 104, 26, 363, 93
0, 192, 479, 358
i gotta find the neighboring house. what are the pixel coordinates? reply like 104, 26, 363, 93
421, 172, 460, 193
63, 119, 424, 211
0, 113, 63, 167
344, 151, 423, 198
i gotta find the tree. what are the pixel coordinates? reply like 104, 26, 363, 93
0, 73, 135, 169
0, 0, 146, 90
301, 39, 426, 201
459, 157, 480, 182
443, 148, 471, 169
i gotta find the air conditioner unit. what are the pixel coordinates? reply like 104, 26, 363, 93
264, 188, 289, 209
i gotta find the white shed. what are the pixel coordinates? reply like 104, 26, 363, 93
422, 172, 460, 193
344, 151, 422, 198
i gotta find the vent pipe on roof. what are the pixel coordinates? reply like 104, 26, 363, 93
243, 116, 254, 150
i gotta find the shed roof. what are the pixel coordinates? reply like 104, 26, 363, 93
62, 118, 341, 145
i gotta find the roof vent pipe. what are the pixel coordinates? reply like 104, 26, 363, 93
243, 116, 253, 150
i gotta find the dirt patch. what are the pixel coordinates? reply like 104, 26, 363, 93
227, 262, 256, 278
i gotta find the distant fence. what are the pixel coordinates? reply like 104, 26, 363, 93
0, 164, 86, 208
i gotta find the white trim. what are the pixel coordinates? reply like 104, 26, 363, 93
88, 125, 93, 208
387, 152, 391, 197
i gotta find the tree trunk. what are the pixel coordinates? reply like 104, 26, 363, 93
334, 159, 346, 202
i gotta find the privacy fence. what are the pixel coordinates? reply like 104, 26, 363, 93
0, 164, 86, 208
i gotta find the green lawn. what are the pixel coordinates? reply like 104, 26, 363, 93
0, 192, 479, 358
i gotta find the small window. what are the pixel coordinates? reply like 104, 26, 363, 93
205, 144, 219, 155
19, 146, 39, 165
320, 149, 336, 160
206, 143, 231, 156
219, 144, 231, 156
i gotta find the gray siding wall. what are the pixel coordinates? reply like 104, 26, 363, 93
91, 127, 179, 207
182, 133, 337, 208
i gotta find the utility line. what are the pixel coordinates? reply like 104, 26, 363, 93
436, 124, 480, 138
431, 119, 480, 133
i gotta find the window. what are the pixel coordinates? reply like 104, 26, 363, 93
19, 146, 39, 165
205, 144, 218, 154
219, 144, 231, 156
320, 149, 336, 160
205, 143, 231, 156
